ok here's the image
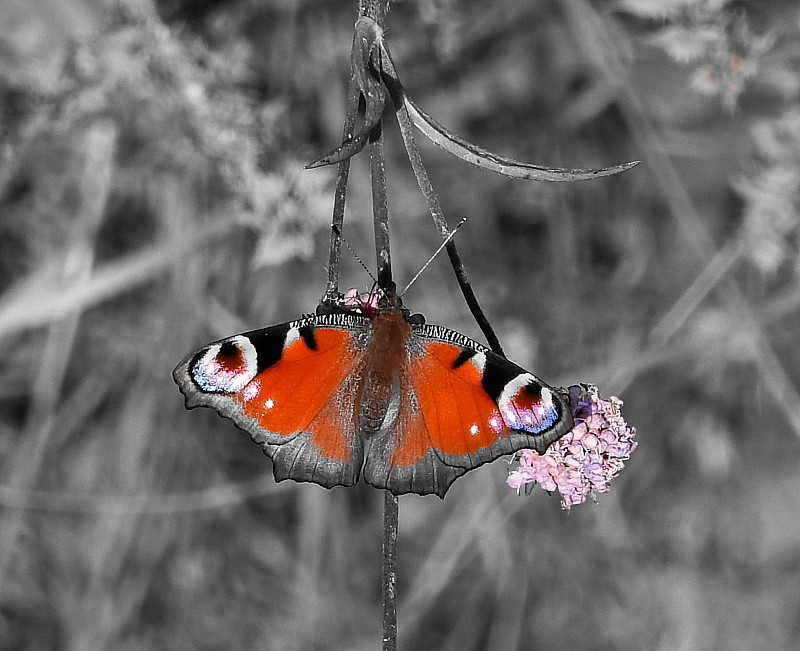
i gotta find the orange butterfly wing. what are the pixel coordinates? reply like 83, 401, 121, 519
173, 315, 369, 489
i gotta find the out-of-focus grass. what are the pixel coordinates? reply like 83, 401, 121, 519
2, 0, 800, 649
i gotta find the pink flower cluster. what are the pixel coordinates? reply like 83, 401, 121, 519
507, 384, 637, 509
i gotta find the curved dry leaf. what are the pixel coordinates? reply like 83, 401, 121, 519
402, 95, 639, 181
379, 41, 639, 182
305, 129, 373, 170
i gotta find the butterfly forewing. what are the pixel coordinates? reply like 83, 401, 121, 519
173, 314, 370, 489
424, 327, 572, 458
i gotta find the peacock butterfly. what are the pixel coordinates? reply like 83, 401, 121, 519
173, 288, 573, 498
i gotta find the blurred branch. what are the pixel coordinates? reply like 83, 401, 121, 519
649, 235, 748, 345
0, 476, 281, 514
0, 220, 238, 339
0, 121, 116, 591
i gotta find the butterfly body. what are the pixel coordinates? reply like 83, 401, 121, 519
174, 295, 572, 497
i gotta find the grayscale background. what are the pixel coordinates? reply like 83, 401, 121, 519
2, 0, 799, 649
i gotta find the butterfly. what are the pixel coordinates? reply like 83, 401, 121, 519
173, 288, 573, 498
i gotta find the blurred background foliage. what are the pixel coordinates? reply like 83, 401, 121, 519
2, 0, 800, 648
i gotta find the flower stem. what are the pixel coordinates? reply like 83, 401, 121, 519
382, 490, 398, 651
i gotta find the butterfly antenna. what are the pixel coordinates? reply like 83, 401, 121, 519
332, 224, 378, 285
400, 218, 466, 296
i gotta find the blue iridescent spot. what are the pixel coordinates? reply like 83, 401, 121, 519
500, 404, 558, 434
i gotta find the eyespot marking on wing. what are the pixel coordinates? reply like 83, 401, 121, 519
498, 375, 559, 433
191, 335, 257, 393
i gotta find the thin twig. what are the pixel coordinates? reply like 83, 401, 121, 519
370, 120, 392, 289
382, 491, 398, 651
324, 69, 362, 300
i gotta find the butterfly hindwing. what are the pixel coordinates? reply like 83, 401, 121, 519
173, 314, 370, 489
